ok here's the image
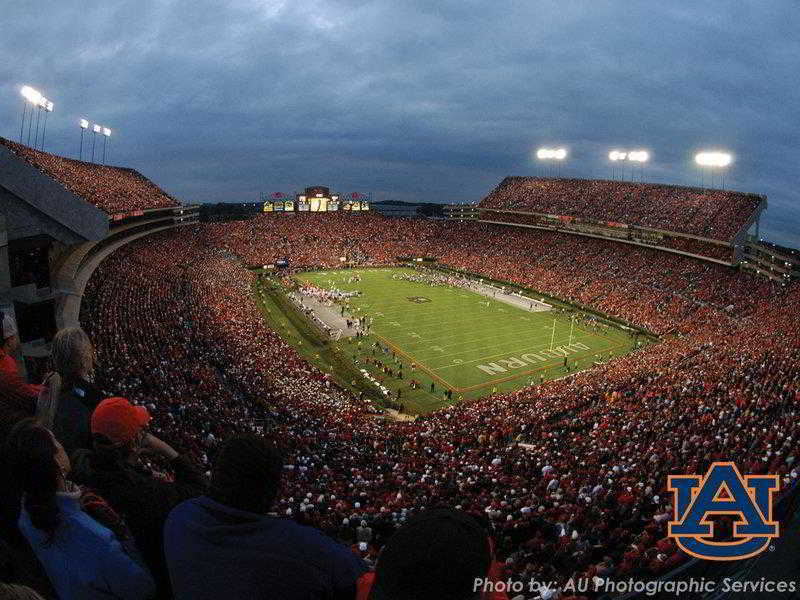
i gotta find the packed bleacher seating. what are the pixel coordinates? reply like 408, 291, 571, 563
480, 211, 736, 262
206, 214, 769, 334
479, 177, 762, 241
635, 235, 733, 261
2, 213, 798, 599
0, 137, 179, 215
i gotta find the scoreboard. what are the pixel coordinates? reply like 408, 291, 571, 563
261, 187, 369, 213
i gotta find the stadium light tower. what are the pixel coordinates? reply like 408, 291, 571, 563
19, 87, 37, 143
91, 123, 101, 163
40, 100, 54, 151
33, 95, 50, 150
19, 90, 28, 143
609, 149, 649, 181
695, 151, 733, 189
536, 147, 568, 177
628, 150, 649, 182
609, 150, 627, 180
20, 86, 43, 146
102, 127, 111, 165
79, 119, 89, 160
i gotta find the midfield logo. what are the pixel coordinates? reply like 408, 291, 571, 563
668, 462, 779, 560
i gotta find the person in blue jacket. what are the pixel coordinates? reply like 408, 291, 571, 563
4, 419, 155, 600
164, 434, 367, 600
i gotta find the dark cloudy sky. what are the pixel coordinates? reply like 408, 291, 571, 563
2, 1, 798, 247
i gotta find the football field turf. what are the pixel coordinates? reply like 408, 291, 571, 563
291, 267, 639, 414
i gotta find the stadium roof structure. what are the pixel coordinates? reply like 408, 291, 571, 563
0, 136, 179, 216
0, 139, 107, 245
478, 176, 765, 243
1, 137, 198, 341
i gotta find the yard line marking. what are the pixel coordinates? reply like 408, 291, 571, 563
365, 299, 553, 323
360, 303, 620, 356
403, 319, 574, 349
427, 335, 593, 369
370, 310, 537, 331
409, 317, 619, 357
423, 332, 595, 366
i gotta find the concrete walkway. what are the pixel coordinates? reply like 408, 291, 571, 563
289, 292, 356, 337
469, 281, 552, 312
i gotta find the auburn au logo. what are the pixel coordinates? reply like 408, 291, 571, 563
668, 462, 779, 560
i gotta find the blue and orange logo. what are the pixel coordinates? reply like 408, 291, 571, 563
668, 462, 779, 560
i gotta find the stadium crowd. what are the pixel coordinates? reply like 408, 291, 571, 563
479, 177, 762, 241
207, 214, 771, 335
479, 211, 735, 262
0, 137, 178, 215
1, 212, 798, 600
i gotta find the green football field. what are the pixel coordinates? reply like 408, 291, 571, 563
285, 267, 640, 414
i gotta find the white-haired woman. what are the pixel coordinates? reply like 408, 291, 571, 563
36, 327, 104, 456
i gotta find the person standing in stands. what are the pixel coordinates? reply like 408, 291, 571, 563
0, 312, 41, 436
356, 508, 509, 600
164, 434, 367, 600
36, 327, 104, 456
4, 419, 155, 600
70, 397, 205, 599
356, 520, 373, 544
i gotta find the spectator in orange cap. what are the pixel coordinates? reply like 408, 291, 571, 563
71, 397, 206, 598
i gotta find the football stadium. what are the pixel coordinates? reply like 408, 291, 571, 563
2, 4, 800, 600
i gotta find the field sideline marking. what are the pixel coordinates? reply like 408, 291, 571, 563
372, 334, 458, 391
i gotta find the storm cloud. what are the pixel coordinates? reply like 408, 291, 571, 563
1, 0, 798, 245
